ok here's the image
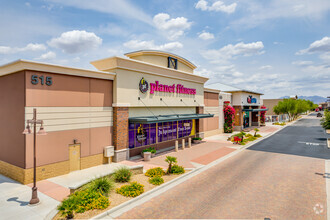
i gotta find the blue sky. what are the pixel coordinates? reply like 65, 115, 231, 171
0, 0, 329, 98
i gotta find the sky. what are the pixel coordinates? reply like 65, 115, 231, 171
0, 0, 329, 99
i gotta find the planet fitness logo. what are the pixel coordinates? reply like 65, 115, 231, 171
139, 77, 149, 93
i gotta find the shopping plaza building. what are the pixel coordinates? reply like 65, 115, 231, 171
0, 50, 228, 184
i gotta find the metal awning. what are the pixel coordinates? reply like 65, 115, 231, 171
129, 113, 214, 124
242, 108, 268, 112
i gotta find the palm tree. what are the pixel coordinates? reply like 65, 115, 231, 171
254, 128, 260, 137
165, 156, 177, 174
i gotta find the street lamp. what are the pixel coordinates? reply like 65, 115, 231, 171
23, 108, 47, 205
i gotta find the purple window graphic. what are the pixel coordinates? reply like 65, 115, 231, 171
128, 120, 193, 149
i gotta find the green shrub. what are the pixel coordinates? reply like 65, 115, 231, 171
149, 176, 164, 185
58, 188, 110, 217
113, 167, 132, 182
245, 133, 252, 137
58, 196, 78, 219
116, 182, 144, 197
171, 164, 185, 174
74, 189, 109, 213
255, 134, 262, 138
142, 147, 156, 154
192, 137, 202, 140
165, 156, 177, 174
88, 176, 114, 196
145, 167, 165, 177
246, 136, 257, 142
321, 111, 330, 129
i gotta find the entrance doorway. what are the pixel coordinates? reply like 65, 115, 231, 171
243, 111, 250, 128
69, 144, 81, 172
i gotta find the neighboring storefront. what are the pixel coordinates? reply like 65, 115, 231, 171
207, 83, 265, 131
0, 50, 219, 184
263, 99, 289, 123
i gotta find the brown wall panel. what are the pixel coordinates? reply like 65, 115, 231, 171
25, 71, 113, 107
25, 126, 113, 168
90, 78, 113, 107
204, 117, 219, 131
204, 92, 219, 107
0, 72, 25, 168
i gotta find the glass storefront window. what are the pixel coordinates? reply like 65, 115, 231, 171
128, 120, 194, 149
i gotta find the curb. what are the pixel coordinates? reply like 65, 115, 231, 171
92, 166, 203, 219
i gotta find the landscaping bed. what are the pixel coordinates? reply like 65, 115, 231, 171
228, 128, 262, 145
53, 156, 186, 220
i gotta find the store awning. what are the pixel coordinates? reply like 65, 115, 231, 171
129, 113, 214, 124
242, 108, 268, 112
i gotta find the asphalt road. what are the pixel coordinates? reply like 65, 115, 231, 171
118, 113, 329, 219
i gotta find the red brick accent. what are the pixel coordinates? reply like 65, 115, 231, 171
196, 107, 204, 135
113, 107, 129, 151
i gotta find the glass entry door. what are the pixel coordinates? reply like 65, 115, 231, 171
243, 111, 250, 128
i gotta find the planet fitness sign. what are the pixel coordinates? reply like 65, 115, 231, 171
139, 78, 196, 95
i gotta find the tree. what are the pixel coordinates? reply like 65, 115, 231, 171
165, 156, 177, 174
273, 99, 317, 121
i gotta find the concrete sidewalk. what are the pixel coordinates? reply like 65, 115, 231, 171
121, 124, 283, 170
0, 174, 59, 220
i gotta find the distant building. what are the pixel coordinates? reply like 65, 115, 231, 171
263, 99, 289, 123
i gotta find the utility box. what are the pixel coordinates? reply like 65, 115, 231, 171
104, 146, 114, 157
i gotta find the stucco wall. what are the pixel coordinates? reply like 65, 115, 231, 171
203, 91, 220, 132
232, 92, 261, 106
129, 55, 193, 73
115, 69, 204, 107
24, 71, 113, 168
0, 71, 25, 168
263, 99, 283, 115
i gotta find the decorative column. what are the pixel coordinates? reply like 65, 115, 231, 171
113, 107, 129, 162
196, 106, 204, 138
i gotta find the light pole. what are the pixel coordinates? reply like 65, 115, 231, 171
22, 108, 47, 205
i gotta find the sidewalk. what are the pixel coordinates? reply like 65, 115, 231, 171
120, 124, 284, 170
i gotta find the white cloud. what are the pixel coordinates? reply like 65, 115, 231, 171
292, 60, 314, 66
232, 0, 330, 29
153, 13, 192, 40
198, 32, 215, 40
297, 36, 330, 55
0, 43, 46, 54
202, 41, 264, 62
36, 51, 56, 60
123, 40, 183, 51
48, 0, 152, 25
48, 30, 102, 54
259, 65, 272, 70
195, 0, 237, 14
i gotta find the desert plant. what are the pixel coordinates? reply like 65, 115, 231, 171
253, 128, 260, 137
255, 134, 262, 138
74, 189, 109, 213
165, 156, 177, 174
145, 167, 165, 177
149, 176, 164, 185
88, 176, 114, 196
58, 196, 78, 219
245, 133, 252, 137
171, 164, 185, 174
116, 182, 144, 197
113, 167, 132, 182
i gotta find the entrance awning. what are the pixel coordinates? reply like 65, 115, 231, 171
129, 113, 214, 124
242, 108, 268, 112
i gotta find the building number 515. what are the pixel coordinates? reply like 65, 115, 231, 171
31, 75, 53, 86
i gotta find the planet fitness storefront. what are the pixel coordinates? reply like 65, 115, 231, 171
91, 50, 215, 159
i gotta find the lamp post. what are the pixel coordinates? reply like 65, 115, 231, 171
22, 108, 47, 205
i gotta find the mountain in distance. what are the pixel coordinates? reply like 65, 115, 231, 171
280, 95, 327, 104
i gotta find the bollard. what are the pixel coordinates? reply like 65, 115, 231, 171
143, 152, 151, 161
188, 137, 191, 148
175, 140, 179, 152
182, 139, 185, 150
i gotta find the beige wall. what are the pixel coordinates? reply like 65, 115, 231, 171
263, 99, 283, 115
203, 91, 220, 132
115, 69, 204, 107
130, 54, 193, 73
231, 92, 261, 106
0, 71, 25, 168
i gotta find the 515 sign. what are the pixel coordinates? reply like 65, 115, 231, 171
31, 75, 53, 86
